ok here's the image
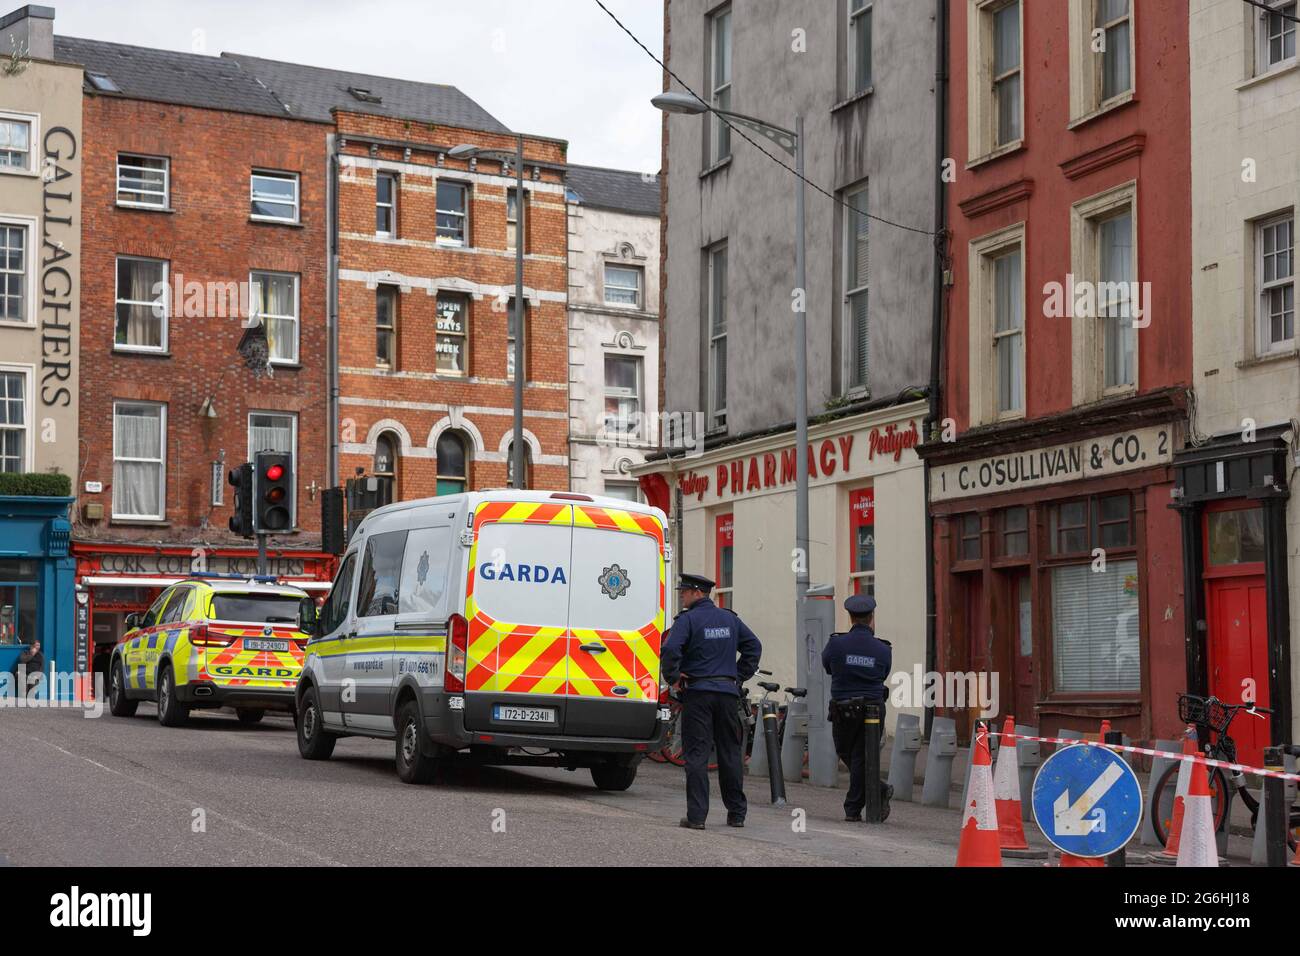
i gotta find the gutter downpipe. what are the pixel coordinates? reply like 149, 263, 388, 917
923, 0, 949, 740
327, 134, 340, 490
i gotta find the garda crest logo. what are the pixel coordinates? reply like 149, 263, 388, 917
598, 563, 631, 600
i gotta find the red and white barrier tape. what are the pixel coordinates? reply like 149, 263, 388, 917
986, 730, 1300, 783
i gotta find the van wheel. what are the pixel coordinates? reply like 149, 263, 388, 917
591, 761, 639, 792
156, 664, 189, 727
236, 708, 265, 725
395, 700, 438, 785
296, 684, 336, 760
108, 660, 137, 717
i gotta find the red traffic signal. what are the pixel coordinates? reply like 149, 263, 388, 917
254, 451, 293, 533
265, 463, 284, 481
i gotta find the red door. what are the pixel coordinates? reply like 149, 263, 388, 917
1203, 504, 1271, 767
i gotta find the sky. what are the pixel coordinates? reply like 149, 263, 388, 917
47, 0, 665, 172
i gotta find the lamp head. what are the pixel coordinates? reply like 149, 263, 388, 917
651, 92, 706, 115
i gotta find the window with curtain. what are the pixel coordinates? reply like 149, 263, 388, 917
708, 244, 728, 429
0, 222, 26, 323
113, 402, 165, 519
604, 354, 642, 438
1258, 214, 1294, 354
603, 264, 642, 307
992, 1, 1022, 147
376, 172, 396, 236
436, 431, 468, 496
0, 116, 31, 170
0, 369, 26, 472
844, 184, 869, 391
603, 482, 640, 502
710, 6, 732, 164
993, 247, 1023, 414
436, 292, 467, 375
248, 411, 296, 524
251, 271, 299, 364
377, 286, 396, 368
1099, 211, 1135, 390
1095, 0, 1131, 102
115, 256, 167, 351
849, 0, 872, 95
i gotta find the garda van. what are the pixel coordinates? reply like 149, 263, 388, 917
295, 490, 672, 790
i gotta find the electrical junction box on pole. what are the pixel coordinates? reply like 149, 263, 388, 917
1031, 743, 1143, 858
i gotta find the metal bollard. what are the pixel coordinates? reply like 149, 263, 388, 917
887, 713, 922, 802
921, 716, 958, 807
1140, 739, 1179, 846
1015, 725, 1040, 823
1104, 730, 1126, 867
760, 699, 786, 807
1262, 746, 1288, 867
863, 702, 884, 823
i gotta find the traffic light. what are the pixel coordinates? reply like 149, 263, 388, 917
254, 451, 293, 533
227, 463, 254, 538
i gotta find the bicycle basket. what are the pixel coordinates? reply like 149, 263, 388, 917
1205, 699, 1232, 735
1177, 694, 1206, 726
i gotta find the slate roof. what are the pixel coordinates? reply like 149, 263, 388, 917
565, 164, 661, 218
53, 36, 293, 119
221, 53, 510, 134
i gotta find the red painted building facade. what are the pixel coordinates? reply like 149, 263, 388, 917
921, 1, 1192, 742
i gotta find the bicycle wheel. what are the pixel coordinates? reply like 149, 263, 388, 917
662, 700, 686, 767
1150, 760, 1230, 847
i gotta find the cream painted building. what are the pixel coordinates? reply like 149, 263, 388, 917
1175, 0, 1300, 747
565, 165, 661, 499
0, 6, 81, 480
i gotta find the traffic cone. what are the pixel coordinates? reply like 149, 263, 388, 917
1153, 725, 1197, 863
956, 722, 1001, 867
1176, 753, 1219, 867
1099, 718, 1112, 743
1060, 852, 1105, 867
992, 716, 1034, 854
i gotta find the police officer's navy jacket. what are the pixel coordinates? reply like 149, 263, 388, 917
822, 624, 891, 701
661, 597, 761, 696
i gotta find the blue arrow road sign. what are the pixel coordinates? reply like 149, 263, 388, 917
1031, 744, 1143, 858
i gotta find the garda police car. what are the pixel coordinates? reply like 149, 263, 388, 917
107, 575, 316, 726
295, 490, 672, 790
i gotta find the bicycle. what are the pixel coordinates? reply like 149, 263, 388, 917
1149, 693, 1299, 853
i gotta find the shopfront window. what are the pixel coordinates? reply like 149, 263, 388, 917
999, 506, 1029, 557
849, 487, 875, 596
715, 513, 734, 609
1207, 508, 1266, 566
0, 558, 38, 644
958, 514, 981, 561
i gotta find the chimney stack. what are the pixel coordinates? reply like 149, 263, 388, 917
0, 5, 54, 62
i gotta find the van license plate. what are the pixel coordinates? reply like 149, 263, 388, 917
245, 638, 289, 652
493, 705, 556, 724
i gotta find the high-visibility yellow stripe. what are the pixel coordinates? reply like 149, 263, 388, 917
497, 628, 564, 678
532, 657, 568, 695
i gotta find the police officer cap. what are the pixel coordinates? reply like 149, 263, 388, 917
677, 572, 715, 592
845, 593, 877, 616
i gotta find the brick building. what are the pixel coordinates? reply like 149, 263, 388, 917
226, 56, 571, 498
55, 37, 336, 657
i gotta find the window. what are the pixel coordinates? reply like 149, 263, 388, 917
1207, 508, 1266, 566
0, 113, 34, 172
709, 5, 732, 165
604, 264, 642, 308
250, 170, 299, 222
319, 551, 357, 635
849, 488, 875, 596
113, 402, 165, 520
357, 530, 408, 617
376, 286, 396, 368
250, 271, 299, 364
1259, 0, 1297, 71
1258, 214, 1295, 354
436, 431, 468, 496
436, 292, 468, 376
506, 188, 523, 252
374, 432, 398, 482
506, 441, 531, 488
999, 506, 1029, 557
506, 298, 525, 380
1071, 183, 1137, 402
603, 482, 641, 502
969, 0, 1022, 158
844, 184, 869, 391
1049, 494, 1132, 555
248, 411, 296, 525
849, 0, 872, 94
993, 248, 1024, 415
159, 586, 190, 626
1069, 0, 1134, 120
1095, 0, 1132, 102
1099, 211, 1135, 390
436, 181, 468, 244
968, 223, 1025, 424
399, 527, 451, 616
1051, 560, 1139, 692
0, 220, 29, 324
604, 354, 643, 438
707, 244, 728, 430
376, 172, 396, 236
117, 154, 169, 208
114, 256, 168, 351
0, 559, 39, 645
0, 369, 28, 473
958, 513, 982, 561
715, 513, 734, 609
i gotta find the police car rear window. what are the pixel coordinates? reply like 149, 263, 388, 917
210, 594, 302, 624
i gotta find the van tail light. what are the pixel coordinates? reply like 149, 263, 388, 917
659, 682, 670, 705
445, 613, 468, 692
191, 626, 235, 648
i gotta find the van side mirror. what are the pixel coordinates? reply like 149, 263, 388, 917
299, 597, 319, 635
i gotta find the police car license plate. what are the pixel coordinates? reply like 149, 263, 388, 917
493, 705, 555, 724
245, 638, 289, 652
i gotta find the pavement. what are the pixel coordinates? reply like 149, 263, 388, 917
0, 704, 1264, 866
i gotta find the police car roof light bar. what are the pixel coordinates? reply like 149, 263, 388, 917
188, 572, 281, 583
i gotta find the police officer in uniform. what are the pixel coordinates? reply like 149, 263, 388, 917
661, 572, 762, 830
822, 594, 893, 822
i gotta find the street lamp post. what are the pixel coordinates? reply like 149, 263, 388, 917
450, 136, 527, 489
652, 91, 812, 734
